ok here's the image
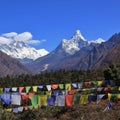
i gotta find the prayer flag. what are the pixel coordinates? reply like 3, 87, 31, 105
59, 84, 64, 89
65, 83, 71, 90
32, 86, 38, 92
30, 95, 38, 106
65, 95, 73, 106
51, 84, 58, 90
11, 94, 21, 105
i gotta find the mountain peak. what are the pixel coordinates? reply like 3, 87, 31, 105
72, 30, 86, 41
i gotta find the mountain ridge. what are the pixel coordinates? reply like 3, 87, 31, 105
0, 51, 31, 77
0, 40, 49, 64
26, 30, 107, 73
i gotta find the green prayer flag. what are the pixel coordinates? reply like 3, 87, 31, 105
59, 84, 64, 89
30, 95, 38, 106
26, 86, 31, 93
72, 93, 80, 105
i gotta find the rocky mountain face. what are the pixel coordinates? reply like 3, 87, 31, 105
0, 41, 49, 64
52, 33, 120, 70
0, 51, 31, 77
1, 30, 119, 76
26, 30, 106, 73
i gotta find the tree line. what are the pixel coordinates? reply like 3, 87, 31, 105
0, 64, 119, 88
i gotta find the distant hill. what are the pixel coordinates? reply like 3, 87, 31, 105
0, 51, 31, 77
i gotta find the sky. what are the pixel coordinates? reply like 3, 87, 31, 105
0, 0, 120, 52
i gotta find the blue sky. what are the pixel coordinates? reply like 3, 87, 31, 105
0, 0, 120, 52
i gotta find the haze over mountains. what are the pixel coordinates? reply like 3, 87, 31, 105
0, 30, 120, 76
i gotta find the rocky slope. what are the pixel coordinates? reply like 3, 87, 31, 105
0, 51, 31, 77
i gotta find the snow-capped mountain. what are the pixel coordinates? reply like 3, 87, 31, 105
62, 30, 88, 55
88, 38, 105, 44
61, 30, 105, 55
26, 30, 106, 73
0, 41, 49, 64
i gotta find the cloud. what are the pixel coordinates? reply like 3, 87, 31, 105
0, 37, 11, 44
26, 39, 41, 44
2, 32, 18, 38
14, 32, 32, 42
0, 32, 46, 45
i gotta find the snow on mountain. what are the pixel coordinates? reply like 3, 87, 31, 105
62, 30, 88, 55
0, 41, 49, 61
26, 29, 107, 73
88, 38, 105, 44
61, 30, 105, 55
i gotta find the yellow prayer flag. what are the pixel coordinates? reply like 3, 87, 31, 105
118, 87, 120, 91
0, 88, 3, 93
97, 81, 103, 86
65, 83, 71, 90
5, 108, 12, 112
33, 105, 38, 110
32, 86, 38, 92
108, 93, 112, 101
38, 95, 47, 106
80, 94, 88, 105
117, 94, 120, 99
46, 91, 52, 96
